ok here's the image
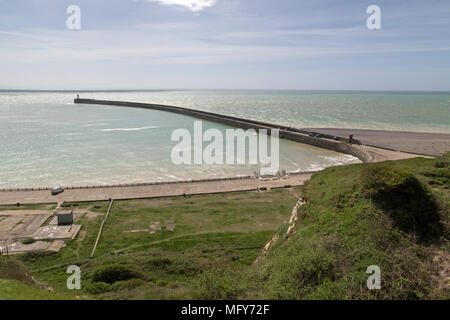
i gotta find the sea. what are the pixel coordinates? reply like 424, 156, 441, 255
1, 90, 449, 188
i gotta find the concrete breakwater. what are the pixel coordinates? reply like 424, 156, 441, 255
74, 98, 373, 163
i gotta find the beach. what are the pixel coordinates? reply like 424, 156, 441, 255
307, 128, 450, 157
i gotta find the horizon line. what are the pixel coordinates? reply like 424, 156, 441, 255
1, 88, 450, 94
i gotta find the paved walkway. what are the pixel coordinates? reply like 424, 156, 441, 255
0, 174, 312, 205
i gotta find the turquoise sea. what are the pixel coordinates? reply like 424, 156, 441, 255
1, 90, 449, 188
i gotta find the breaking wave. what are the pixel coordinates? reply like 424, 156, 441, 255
97, 126, 158, 132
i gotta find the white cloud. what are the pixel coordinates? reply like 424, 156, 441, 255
147, 0, 216, 12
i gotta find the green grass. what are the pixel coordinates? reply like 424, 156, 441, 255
0, 258, 78, 300
0, 279, 73, 300
3, 154, 448, 299
194, 153, 449, 300
0, 202, 57, 212
11, 189, 297, 299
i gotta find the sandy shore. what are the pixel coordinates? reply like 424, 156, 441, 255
306, 128, 450, 156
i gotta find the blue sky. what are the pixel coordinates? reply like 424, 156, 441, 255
0, 0, 449, 90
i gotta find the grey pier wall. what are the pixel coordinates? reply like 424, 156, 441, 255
74, 98, 372, 163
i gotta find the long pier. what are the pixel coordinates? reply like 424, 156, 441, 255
74, 98, 376, 163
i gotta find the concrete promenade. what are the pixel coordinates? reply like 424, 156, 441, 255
0, 174, 312, 205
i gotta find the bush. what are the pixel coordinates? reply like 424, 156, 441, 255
84, 282, 112, 294
0, 258, 34, 285
192, 268, 247, 299
360, 163, 417, 197
110, 278, 147, 291
434, 161, 448, 169
360, 163, 442, 242
21, 238, 35, 245
92, 264, 142, 284
263, 244, 337, 299
19, 251, 55, 262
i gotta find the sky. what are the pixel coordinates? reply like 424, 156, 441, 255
0, 0, 449, 90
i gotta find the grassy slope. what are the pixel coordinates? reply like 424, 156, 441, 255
0, 279, 70, 300
2, 154, 448, 300
216, 153, 448, 300
0, 258, 76, 300
4, 189, 296, 299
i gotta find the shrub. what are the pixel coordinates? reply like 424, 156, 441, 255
263, 244, 337, 299
0, 258, 34, 285
19, 251, 55, 262
111, 278, 147, 291
21, 238, 35, 245
92, 264, 142, 284
192, 268, 248, 299
360, 163, 417, 197
360, 163, 442, 242
434, 161, 447, 168
84, 282, 112, 294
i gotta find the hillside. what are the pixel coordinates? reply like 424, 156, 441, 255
1, 154, 448, 300
194, 153, 450, 299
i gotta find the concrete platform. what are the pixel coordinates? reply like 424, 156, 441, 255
5, 240, 51, 253
0, 211, 80, 254
47, 240, 66, 252
32, 224, 81, 240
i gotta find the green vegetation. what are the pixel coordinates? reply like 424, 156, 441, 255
193, 153, 449, 300
360, 163, 442, 242
0, 279, 70, 300
92, 264, 143, 284
84, 282, 112, 295
1, 153, 448, 300
0, 258, 74, 299
0, 202, 57, 212
2, 189, 295, 299
0, 258, 35, 285
21, 238, 36, 245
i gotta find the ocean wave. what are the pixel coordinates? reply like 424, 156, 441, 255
319, 154, 361, 165
97, 126, 158, 132
82, 123, 109, 127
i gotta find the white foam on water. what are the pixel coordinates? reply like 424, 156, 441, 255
82, 123, 109, 127
97, 126, 158, 132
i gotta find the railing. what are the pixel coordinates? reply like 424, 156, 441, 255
0, 170, 316, 193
